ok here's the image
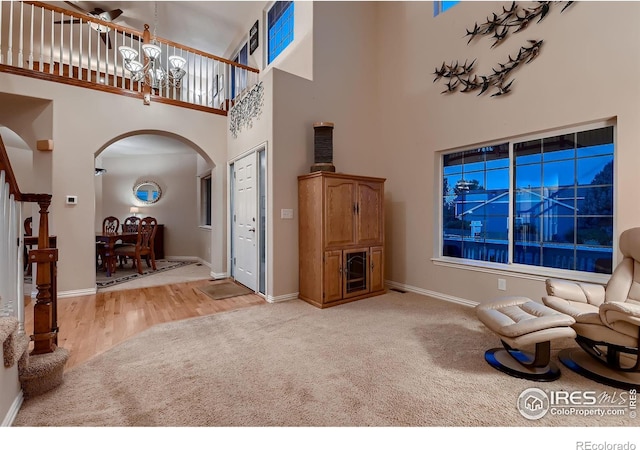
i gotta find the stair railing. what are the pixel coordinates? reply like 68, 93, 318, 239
0, 134, 57, 354
0, 1, 260, 113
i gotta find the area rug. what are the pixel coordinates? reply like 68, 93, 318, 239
198, 281, 253, 300
12, 291, 638, 427
96, 260, 195, 288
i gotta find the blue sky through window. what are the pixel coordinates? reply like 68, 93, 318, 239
442, 126, 614, 274
434, 0, 460, 16
268, 1, 294, 64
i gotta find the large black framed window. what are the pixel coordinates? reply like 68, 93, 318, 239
442, 124, 614, 274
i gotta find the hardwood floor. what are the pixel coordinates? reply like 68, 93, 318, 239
23, 279, 266, 370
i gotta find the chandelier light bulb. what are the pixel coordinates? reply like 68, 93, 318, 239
124, 59, 143, 73
142, 44, 162, 60
168, 55, 186, 70
118, 46, 139, 61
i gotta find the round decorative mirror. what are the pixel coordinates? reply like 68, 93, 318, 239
133, 180, 162, 204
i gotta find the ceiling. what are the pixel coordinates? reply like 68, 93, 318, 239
40, 1, 267, 158
45, 1, 266, 56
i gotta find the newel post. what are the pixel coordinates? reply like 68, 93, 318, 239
27, 194, 58, 355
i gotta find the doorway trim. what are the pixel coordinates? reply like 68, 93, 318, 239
227, 142, 268, 297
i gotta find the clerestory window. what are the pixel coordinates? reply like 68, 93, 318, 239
434, 0, 460, 17
267, 1, 294, 64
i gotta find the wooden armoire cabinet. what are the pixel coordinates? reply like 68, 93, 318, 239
298, 172, 385, 308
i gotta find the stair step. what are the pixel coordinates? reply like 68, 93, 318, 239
19, 347, 69, 398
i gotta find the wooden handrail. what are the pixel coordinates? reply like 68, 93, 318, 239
0, 132, 24, 202
23, 1, 260, 74
0, 133, 58, 354
0, 64, 228, 116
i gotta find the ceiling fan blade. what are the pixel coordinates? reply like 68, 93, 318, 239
104, 9, 123, 22
64, 1, 91, 15
101, 32, 112, 50
54, 19, 83, 25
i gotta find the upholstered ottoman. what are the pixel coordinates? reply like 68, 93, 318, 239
476, 296, 577, 381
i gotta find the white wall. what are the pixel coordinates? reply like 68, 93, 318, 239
376, 1, 640, 304
100, 153, 200, 258
225, 1, 313, 82
0, 73, 228, 295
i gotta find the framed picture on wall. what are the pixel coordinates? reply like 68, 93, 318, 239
249, 20, 259, 55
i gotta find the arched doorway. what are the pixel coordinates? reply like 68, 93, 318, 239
94, 131, 217, 287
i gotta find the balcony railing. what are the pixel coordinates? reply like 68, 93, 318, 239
0, 1, 260, 114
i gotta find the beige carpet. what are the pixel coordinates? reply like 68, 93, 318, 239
198, 280, 253, 300
12, 291, 638, 427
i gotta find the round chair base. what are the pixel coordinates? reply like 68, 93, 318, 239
484, 348, 562, 381
558, 348, 640, 390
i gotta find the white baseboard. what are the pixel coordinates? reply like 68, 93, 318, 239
164, 256, 202, 262
385, 280, 478, 308
58, 287, 97, 298
211, 271, 228, 280
266, 292, 299, 303
1, 391, 23, 427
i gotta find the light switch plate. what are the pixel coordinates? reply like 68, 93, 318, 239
66, 195, 78, 205
281, 208, 294, 219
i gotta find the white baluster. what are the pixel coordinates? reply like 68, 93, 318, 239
39, 7, 43, 70
112, 30, 117, 87
49, 10, 53, 73
16, 204, 24, 333
78, 18, 83, 80
0, 0, 4, 64
28, 3, 33, 70
96, 22, 101, 83
0, 172, 8, 316
104, 26, 109, 85
7, 0, 13, 65
88, 21, 92, 81
17, 0, 23, 67
69, 14, 73, 77
6, 195, 17, 316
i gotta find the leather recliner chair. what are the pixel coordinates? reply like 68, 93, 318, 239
543, 227, 640, 390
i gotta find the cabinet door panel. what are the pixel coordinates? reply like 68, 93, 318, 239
325, 179, 356, 247
324, 250, 343, 303
357, 181, 383, 246
370, 246, 384, 293
343, 248, 370, 299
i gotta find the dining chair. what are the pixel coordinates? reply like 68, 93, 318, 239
117, 216, 140, 267
24, 216, 33, 275
97, 216, 120, 273
114, 216, 158, 275
121, 216, 140, 233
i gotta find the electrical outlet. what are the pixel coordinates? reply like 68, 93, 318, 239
498, 279, 507, 291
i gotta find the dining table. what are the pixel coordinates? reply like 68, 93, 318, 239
95, 231, 138, 277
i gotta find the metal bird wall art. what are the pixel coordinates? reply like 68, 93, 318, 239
465, 1, 573, 48
434, 40, 543, 97
434, 1, 574, 98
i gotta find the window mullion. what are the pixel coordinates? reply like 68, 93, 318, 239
508, 142, 514, 265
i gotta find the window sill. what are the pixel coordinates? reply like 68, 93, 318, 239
431, 257, 611, 285
199, 225, 212, 230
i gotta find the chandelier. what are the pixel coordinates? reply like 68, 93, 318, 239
118, 3, 186, 93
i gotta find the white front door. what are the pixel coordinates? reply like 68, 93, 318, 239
232, 152, 257, 290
